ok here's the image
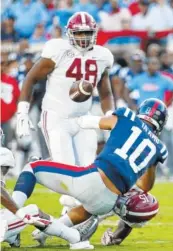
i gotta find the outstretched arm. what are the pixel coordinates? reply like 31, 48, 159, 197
77, 114, 118, 131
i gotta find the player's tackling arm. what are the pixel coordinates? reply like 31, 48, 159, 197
136, 165, 157, 192
77, 114, 118, 130
19, 58, 55, 102
97, 69, 115, 114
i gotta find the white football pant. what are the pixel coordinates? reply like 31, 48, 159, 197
40, 110, 97, 165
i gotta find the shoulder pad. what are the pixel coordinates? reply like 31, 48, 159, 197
41, 39, 68, 64
113, 107, 136, 121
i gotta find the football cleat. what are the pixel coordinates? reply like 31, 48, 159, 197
32, 229, 49, 246
9, 234, 20, 248
70, 240, 94, 250
74, 216, 98, 242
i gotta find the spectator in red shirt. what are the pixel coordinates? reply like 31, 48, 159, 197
1, 53, 20, 147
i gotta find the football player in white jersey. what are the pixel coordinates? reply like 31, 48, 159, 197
15, 11, 114, 248
16, 11, 114, 164
0, 129, 49, 246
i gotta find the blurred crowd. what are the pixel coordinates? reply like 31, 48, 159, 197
1, 0, 173, 179
1, 0, 173, 46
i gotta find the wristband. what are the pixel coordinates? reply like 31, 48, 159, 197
17, 101, 30, 114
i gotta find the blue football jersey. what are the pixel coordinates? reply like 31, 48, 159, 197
94, 107, 168, 193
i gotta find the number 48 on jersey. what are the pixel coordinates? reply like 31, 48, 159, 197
66, 58, 98, 87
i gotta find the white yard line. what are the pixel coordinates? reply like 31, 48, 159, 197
134, 240, 173, 244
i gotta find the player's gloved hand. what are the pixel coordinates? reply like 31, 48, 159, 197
15, 205, 50, 228
16, 101, 34, 138
101, 228, 115, 246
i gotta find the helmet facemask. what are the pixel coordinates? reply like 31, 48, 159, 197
137, 98, 168, 135
67, 29, 97, 52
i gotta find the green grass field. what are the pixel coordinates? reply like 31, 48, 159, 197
1, 180, 173, 251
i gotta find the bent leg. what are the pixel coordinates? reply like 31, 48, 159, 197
30, 160, 77, 196
12, 163, 36, 207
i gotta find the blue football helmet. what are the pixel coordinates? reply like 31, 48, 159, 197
137, 98, 168, 134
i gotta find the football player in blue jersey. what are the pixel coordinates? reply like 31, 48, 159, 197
8, 98, 168, 247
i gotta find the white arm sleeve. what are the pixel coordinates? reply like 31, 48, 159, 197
77, 115, 101, 129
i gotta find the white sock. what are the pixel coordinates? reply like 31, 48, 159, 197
12, 191, 27, 207
58, 214, 74, 227
44, 219, 80, 244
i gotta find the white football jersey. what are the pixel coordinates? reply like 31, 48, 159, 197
41, 38, 114, 118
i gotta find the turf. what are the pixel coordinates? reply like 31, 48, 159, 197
1, 180, 173, 251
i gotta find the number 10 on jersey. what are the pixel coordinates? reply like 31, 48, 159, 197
115, 126, 156, 173
66, 58, 98, 87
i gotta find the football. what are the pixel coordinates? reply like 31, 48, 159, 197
69, 79, 93, 103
